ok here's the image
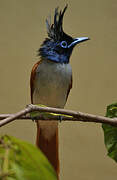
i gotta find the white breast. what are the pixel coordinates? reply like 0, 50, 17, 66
33, 60, 72, 108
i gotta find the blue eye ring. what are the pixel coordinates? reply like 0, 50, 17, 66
60, 41, 68, 48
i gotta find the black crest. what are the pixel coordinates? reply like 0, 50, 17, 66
46, 5, 68, 41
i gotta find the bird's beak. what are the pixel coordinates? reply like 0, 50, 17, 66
68, 37, 90, 48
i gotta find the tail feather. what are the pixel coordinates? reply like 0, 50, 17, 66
36, 121, 59, 177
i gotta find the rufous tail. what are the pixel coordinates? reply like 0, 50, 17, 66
36, 121, 59, 179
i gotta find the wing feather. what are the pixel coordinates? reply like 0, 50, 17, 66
30, 60, 42, 103
66, 75, 72, 101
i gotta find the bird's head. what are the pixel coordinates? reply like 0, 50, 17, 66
38, 5, 89, 63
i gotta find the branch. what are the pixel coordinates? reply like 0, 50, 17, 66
0, 104, 117, 127
0, 114, 31, 120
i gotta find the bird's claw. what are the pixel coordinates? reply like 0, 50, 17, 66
59, 116, 63, 123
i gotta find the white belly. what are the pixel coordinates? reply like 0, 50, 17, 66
33, 60, 72, 108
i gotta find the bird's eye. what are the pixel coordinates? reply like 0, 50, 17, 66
60, 41, 68, 48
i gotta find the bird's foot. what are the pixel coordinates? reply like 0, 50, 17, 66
59, 116, 63, 123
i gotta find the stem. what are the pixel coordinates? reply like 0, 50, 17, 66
0, 104, 117, 127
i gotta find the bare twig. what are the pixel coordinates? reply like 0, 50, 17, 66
0, 114, 73, 120
0, 104, 117, 127
0, 114, 31, 120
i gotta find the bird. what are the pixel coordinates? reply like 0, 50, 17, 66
30, 5, 89, 179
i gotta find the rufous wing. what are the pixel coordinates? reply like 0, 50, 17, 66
66, 75, 72, 101
30, 60, 42, 103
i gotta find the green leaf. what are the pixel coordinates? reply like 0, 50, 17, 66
0, 135, 57, 180
102, 103, 117, 162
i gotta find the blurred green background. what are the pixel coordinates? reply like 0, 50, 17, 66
0, 0, 117, 179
